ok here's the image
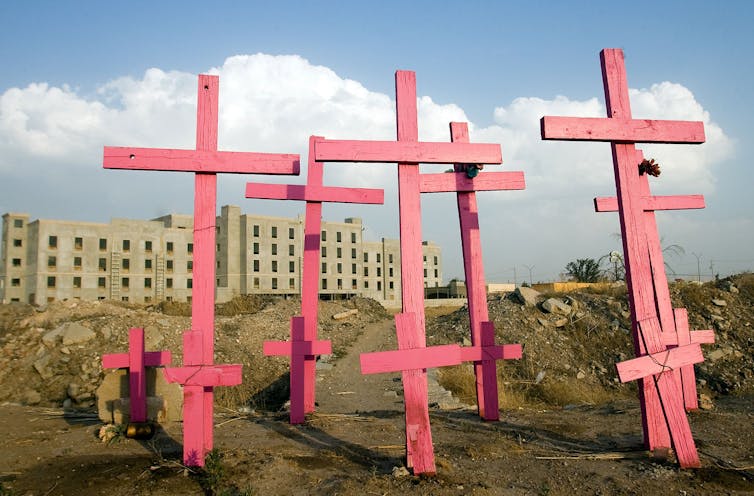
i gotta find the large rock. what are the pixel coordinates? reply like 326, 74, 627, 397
513, 286, 541, 306
61, 323, 96, 345
97, 367, 183, 423
541, 297, 572, 315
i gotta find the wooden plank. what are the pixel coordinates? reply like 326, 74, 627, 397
314, 139, 501, 165
662, 329, 715, 346
594, 195, 705, 212
541, 116, 705, 144
245, 182, 383, 204
616, 343, 704, 382
163, 364, 243, 387
102, 351, 171, 369
104, 147, 300, 175
361, 344, 462, 374
458, 343, 523, 362
419, 171, 525, 193
263, 340, 332, 357
128, 328, 147, 422
674, 308, 701, 410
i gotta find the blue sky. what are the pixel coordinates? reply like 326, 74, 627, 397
1, 1, 752, 282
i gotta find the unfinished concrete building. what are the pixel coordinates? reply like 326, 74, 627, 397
1, 206, 443, 305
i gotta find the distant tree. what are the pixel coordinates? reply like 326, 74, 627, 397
565, 258, 602, 283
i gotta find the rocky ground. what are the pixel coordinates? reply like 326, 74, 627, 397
0, 274, 752, 495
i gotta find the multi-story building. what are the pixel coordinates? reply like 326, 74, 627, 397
1, 206, 443, 305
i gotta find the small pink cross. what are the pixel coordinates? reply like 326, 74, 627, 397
247, 135, 384, 424
541, 49, 706, 467
102, 327, 172, 423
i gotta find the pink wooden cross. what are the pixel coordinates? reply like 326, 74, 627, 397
418, 121, 525, 420
102, 327, 172, 423
596, 149, 715, 413
541, 49, 706, 468
246, 135, 384, 424
103, 74, 300, 466
314, 70, 502, 475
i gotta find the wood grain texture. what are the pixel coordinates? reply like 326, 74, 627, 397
245, 182, 384, 204
314, 140, 501, 165
419, 170, 525, 193
616, 343, 704, 382
662, 329, 715, 346
541, 116, 705, 143
361, 344, 463, 374
163, 364, 243, 387
594, 195, 705, 212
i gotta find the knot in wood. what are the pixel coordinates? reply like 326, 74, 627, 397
638, 158, 661, 177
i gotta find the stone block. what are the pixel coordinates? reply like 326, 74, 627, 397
97, 367, 183, 423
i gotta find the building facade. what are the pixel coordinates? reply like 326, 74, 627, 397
1, 206, 443, 305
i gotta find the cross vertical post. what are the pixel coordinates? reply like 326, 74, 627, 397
541, 49, 706, 467
418, 121, 525, 420
103, 74, 300, 466
248, 136, 384, 423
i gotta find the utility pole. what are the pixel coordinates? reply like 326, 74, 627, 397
692, 252, 702, 282
523, 264, 535, 286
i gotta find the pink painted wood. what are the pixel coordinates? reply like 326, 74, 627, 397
102, 327, 172, 423
541, 49, 705, 467
246, 136, 383, 424
103, 74, 300, 466
314, 140, 501, 164
595, 150, 713, 411
415, 121, 525, 420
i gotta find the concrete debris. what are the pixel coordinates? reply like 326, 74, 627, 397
513, 286, 541, 307
541, 297, 572, 315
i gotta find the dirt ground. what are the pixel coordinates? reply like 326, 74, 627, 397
1, 276, 753, 495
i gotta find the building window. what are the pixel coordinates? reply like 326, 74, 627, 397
321, 262, 327, 274
423, 255, 427, 262
337, 279, 343, 289
424, 269, 428, 277
253, 277, 260, 289
389, 267, 393, 277
71, 237, 83, 250
289, 278, 295, 289
351, 248, 356, 259
321, 230, 326, 241
121, 296, 129, 302
352, 263, 357, 274
99, 258, 106, 271
377, 267, 381, 277
74, 257, 82, 269
377, 281, 382, 291
216, 244, 220, 252
48, 256, 56, 268
389, 254, 393, 264
166, 278, 173, 289
12, 238, 22, 247
167, 241, 174, 254
48, 236, 57, 248
99, 238, 107, 250
122, 277, 129, 289
376, 253, 381, 263
321, 279, 327, 290
389, 281, 394, 289
434, 269, 439, 278
337, 247, 342, 258
289, 261, 295, 273
288, 227, 295, 239
272, 261, 278, 273
322, 246, 327, 257
253, 225, 260, 237
11, 278, 20, 287
352, 279, 357, 290
364, 267, 369, 277
216, 261, 220, 269
122, 258, 130, 271
145, 240, 152, 252
123, 239, 130, 251
434, 256, 438, 265
166, 260, 173, 272
187, 243, 194, 254
252, 242, 259, 255
13, 219, 23, 228
187, 261, 193, 272
187, 279, 193, 289
145, 278, 152, 288
351, 232, 356, 243
272, 278, 278, 289
364, 281, 369, 289
271, 226, 278, 238
253, 260, 260, 272
145, 259, 152, 270
272, 243, 277, 255
336, 231, 342, 243
73, 276, 81, 289
289, 244, 295, 256
98, 277, 106, 288
337, 263, 342, 274
363, 252, 368, 263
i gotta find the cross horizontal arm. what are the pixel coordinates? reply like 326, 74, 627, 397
458, 344, 523, 362
595, 194, 705, 212
163, 364, 242, 387
616, 344, 704, 383
102, 351, 172, 369
662, 329, 715, 346
361, 344, 462, 375
314, 140, 501, 165
420, 171, 525, 193
263, 340, 333, 357
104, 147, 300, 175
541, 116, 705, 144
245, 183, 384, 204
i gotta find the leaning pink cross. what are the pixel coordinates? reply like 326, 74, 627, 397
595, 149, 715, 413
246, 135, 384, 424
314, 70, 501, 475
542, 48, 706, 468
103, 74, 300, 466
418, 121, 525, 421
102, 327, 172, 423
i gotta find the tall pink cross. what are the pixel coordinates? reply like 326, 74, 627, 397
315, 71, 502, 475
103, 74, 300, 466
245, 135, 384, 424
595, 149, 714, 415
102, 327, 172, 424
418, 121, 525, 420
541, 49, 706, 467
